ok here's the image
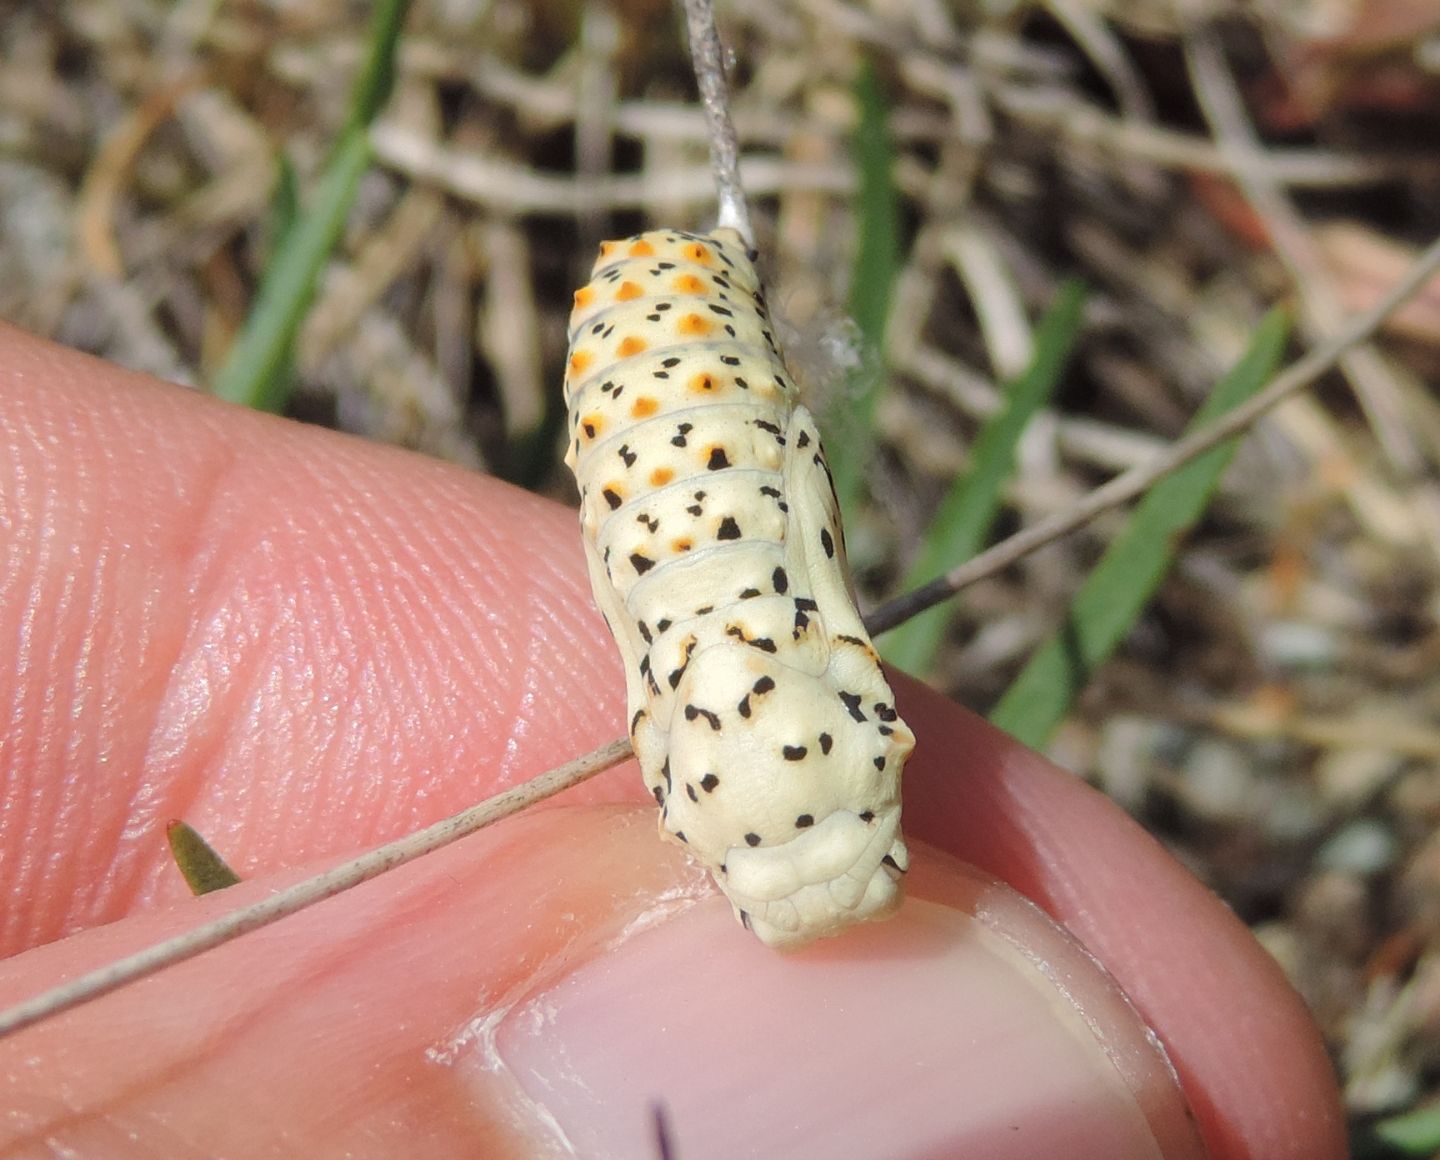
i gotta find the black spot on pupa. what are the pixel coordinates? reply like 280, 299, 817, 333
707, 447, 731, 471
875, 703, 899, 722
686, 783, 698, 802
737, 694, 751, 717
882, 854, 904, 873
760, 486, 781, 499
839, 691, 866, 722
720, 354, 741, 366
686, 504, 704, 517
772, 567, 789, 594
630, 708, 646, 734
739, 909, 751, 929
651, 785, 665, 806
782, 745, 807, 761
859, 810, 875, 823
739, 588, 761, 599
797, 429, 811, 449
820, 527, 835, 558
700, 773, 720, 792
795, 598, 818, 612
795, 814, 814, 828
655, 618, 672, 633
630, 553, 655, 575
818, 733, 833, 755
637, 621, 653, 644
662, 758, 672, 790
716, 516, 741, 540
744, 833, 761, 847
674, 831, 688, 844
874, 756, 887, 771
662, 356, 682, 368
671, 423, 692, 448
684, 704, 721, 731
753, 676, 775, 695
618, 444, 636, 467
879, 725, 894, 737
637, 513, 659, 533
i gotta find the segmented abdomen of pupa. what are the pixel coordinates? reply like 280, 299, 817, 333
563, 228, 914, 949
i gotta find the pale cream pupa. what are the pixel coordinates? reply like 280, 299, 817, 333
563, 228, 913, 948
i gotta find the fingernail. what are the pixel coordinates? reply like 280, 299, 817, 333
476, 847, 1208, 1160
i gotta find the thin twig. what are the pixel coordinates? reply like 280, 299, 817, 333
679, 0, 752, 242
1185, 22, 1440, 575
0, 738, 633, 1039
865, 232, 1440, 636
1183, 22, 1427, 485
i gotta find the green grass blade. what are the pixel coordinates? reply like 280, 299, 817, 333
881, 281, 1087, 675
166, 821, 243, 896
268, 153, 299, 256
989, 309, 1291, 749
339, 0, 409, 143
211, 129, 373, 411
827, 60, 901, 520
211, 0, 412, 411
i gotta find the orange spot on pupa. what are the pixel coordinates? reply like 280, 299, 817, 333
683, 243, 712, 264
631, 397, 659, 418
616, 280, 643, 301
628, 239, 656, 257
573, 286, 595, 309
618, 336, 648, 357
689, 373, 717, 393
672, 538, 693, 552
568, 350, 594, 378
673, 274, 705, 295
677, 314, 711, 337
650, 467, 675, 486
599, 241, 619, 257
580, 413, 605, 439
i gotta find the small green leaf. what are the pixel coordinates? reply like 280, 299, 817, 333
1374, 1101, 1440, 1154
989, 309, 1291, 749
166, 821, 243, 896
881, 281, 1086, 675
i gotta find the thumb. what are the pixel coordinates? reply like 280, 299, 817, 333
0, 804, 1202, 1159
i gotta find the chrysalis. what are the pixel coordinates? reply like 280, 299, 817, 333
563, 228, 914, 948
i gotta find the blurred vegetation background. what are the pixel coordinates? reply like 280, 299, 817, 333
5, 0, 1440, 1148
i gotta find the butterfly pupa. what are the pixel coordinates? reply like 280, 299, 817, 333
563, 228, 914, 949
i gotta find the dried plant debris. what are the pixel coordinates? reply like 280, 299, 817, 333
6, 0, 1440, 1135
